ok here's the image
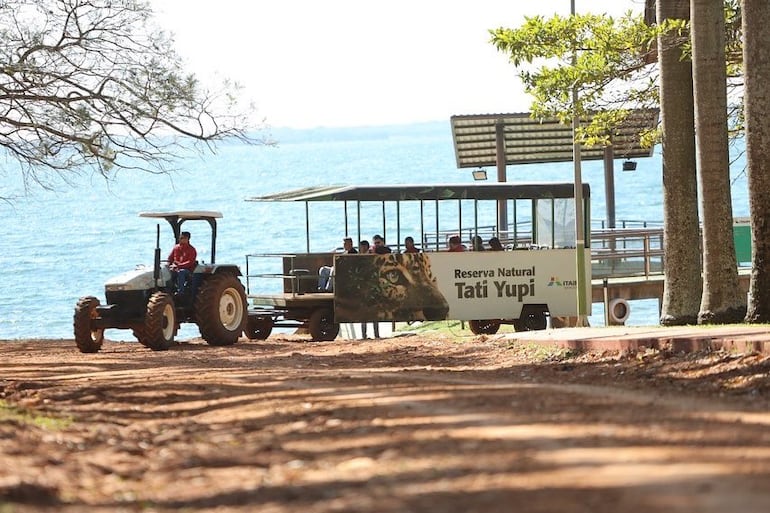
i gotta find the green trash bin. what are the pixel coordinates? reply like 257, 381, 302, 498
733, 218, 752, 266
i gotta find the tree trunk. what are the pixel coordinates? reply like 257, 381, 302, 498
657, 0, 702, 325
742, 0, 770, 322
691, 0, 745, 323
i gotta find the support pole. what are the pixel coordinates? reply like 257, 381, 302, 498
495, 119, 508, 238
572, 0, 589, 326
603, 145, 616, 230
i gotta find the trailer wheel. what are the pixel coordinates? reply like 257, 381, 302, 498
74, 296, 104, 353
137, 292, 176, 351
196, 273, 247, 346
245, 315, 273, 340
468, 319, 501, 335
309, 308, 339, 341
514, 304, 549, 331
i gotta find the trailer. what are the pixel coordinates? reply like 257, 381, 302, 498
243, 182, 592, 341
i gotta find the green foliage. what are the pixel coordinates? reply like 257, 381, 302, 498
724, 0, 744, 73
661, 0, 742, 77
490, 11, 658, 123
0, 400, 72, 430
395, 320, 468, 336
489, 4, 744, 149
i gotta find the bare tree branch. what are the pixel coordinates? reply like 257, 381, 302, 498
0, 0, 271, 193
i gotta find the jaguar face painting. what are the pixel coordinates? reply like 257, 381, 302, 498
334, 253, 450, 322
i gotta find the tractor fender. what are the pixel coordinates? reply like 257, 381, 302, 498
196, 264, 242, 277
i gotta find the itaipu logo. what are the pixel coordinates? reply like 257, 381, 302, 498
547, 276, 577, 288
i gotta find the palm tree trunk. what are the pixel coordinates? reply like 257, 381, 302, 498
690, 0, 746, 324
742, 0, 770, 322
658, 0, 702, 325
691, 0, 745, 323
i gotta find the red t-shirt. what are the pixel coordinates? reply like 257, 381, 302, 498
168, 243, 197, 271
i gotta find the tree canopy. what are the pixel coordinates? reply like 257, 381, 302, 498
0, 0, 265, 190
490, 11, 659, 147
489, 2, 743, 148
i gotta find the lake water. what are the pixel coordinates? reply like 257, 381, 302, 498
0, 122, 750, 340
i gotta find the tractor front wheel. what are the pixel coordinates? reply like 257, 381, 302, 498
74, 296, 105, 353
136, 292, 176, 351
196, 273, 247, 346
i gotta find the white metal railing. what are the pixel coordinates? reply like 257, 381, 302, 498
421, 222, 536, 251
423, 224, 666, 278
591, 227, 665, 278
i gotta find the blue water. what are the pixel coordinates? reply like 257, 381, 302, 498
0, 122, 750, 340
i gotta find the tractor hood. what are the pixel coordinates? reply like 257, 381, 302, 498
105, 265, 172, 292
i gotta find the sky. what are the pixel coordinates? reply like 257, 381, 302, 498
150, 0, 647, 129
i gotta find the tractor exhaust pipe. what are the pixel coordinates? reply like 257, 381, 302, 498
153, 224, 161, 285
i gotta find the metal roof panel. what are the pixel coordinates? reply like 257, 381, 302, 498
246, 182, 590, 203
450, 109, 659, 168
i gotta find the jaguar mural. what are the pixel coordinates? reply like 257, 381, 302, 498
334, 253, 450, 322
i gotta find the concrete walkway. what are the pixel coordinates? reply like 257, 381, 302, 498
504, 324, 770, 354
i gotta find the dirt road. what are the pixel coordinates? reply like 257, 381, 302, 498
2, 332, 770, 512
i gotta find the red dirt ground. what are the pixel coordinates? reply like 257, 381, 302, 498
2, 331, 770, 512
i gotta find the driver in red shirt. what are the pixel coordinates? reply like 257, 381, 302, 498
168, 231, 197, 297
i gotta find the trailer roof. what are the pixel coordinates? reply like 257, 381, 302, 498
246, 183, 590, 203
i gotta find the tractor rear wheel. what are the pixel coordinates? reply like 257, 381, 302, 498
136, 292, 176, 351
196, 273, 247, 346
132, 327, 146, 344
74, 296, 105, 353
308, 308, 339, 341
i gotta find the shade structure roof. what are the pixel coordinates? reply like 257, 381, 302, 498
450, 109, 659, 169
139, 210, 222, 220
246, 182, 590, 203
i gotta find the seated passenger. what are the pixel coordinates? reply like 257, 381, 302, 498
403, 236, 420, 254
447, 235, 466, 252
489, 237, 504, 251
318, 266, 333, 291
318, 237, 358, 291
342, 237, 358, 254
471, 235, 485, 251
372, 234, 392, 254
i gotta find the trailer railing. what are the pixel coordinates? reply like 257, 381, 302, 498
245, 228, 667, 300
245, 253, 321, 297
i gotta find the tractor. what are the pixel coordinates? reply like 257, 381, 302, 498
73, 211, 247, 352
